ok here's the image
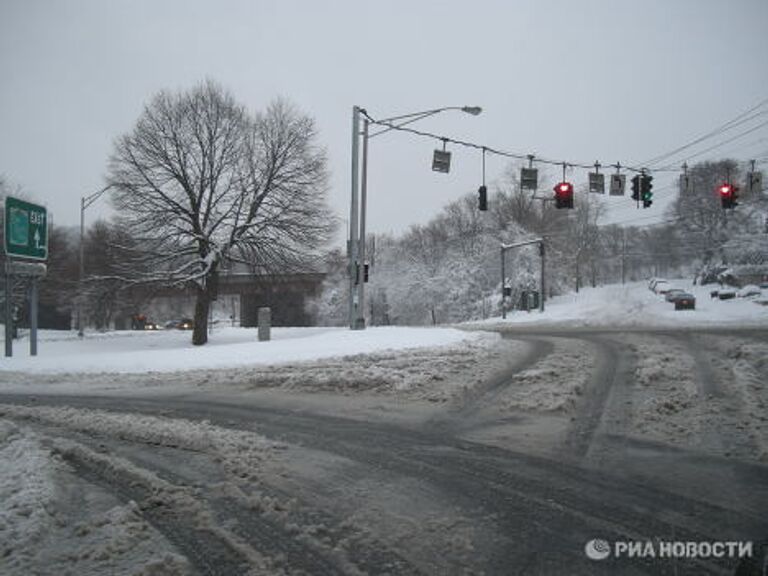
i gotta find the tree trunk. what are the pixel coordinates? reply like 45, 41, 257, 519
192, 269, 219, 346
192, 286, 210, 346
575, 259, 581, 293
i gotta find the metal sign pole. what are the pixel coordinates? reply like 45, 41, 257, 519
501, 246, 507, 319
539, 240, 545, 313
30, 276, 38, 356
5, 258, 12, 357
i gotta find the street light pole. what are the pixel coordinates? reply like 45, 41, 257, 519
78, 184, 114, 337
349, 105, 482, 330
356, 117, 369, 329
77, 196, 85, 337
348, 107, 361, 329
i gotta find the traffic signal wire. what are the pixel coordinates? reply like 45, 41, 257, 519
359, 109, 670, 176
362, 100, 768, 182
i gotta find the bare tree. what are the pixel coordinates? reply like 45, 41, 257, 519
671, 160, 737, 263
107, 81, 334, 344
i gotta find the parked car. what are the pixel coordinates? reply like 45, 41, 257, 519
664, 288, 686, 302
653, 281, 672, 294
668, 292, 696, 310
718, 290, 737, 300
737, 285, 762, 298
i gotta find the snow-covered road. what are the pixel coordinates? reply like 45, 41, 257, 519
1, 326, 767, 575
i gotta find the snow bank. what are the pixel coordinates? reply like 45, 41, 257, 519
0, 420, 58, 568
499, 338, 592, 413
1, 404, 283, 481
0, 326, 480, 375
473, 280, 768, 329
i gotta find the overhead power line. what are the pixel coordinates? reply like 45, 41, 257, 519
656, 119, 768, 169
641, 95, 768, 168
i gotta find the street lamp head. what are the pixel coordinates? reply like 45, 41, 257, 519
461, 106, 483, 116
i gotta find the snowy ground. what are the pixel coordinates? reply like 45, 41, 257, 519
0, 326, 482, 374
0, 326, 521, 404
1, 324, 767, 573
471, 279, 768, 329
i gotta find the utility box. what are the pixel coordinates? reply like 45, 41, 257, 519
519, 290, 539, 311
257, 307, 271, 341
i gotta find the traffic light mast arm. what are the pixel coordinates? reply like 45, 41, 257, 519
501, 238, 544, 251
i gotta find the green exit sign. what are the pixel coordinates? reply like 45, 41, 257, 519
4, 196, 48, 261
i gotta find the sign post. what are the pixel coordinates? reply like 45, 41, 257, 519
4, 197, 48, 357
4, 260, 11, 357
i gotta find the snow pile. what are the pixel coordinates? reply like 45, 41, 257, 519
500, 338, 592, 413
0, 420, 58, 570
0, 418, 194, 576
0, 326, 481, 375
472, 280, 768, 329
1, 405, 283, 481
629, 340, 703, 444
725, 341, 768, 461
59, 500, 191, 576
226, 331, 513, 401
0, 332, 512, 402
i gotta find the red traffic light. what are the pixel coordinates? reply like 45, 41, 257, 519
553, 181, 574, 209
719, 184, 732, 196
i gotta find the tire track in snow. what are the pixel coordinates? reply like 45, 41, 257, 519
2, 405, 422, 576
432, 336, 555, 426
558, 335, 632, 461
3, 393, 761, 574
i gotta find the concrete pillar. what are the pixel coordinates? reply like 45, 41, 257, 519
258, 307, 271, 342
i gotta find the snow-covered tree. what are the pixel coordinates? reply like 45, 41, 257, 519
107, 81, 335, 344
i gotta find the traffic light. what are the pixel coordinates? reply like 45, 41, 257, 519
719, 183, 736, 209
363, 263, 370, 283
478, 185, 488, 211
630, 175, 640, 200
554, 181, 574, 209
641, 175, 653, 208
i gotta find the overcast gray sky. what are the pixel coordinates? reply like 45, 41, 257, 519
2, 0, 767, 237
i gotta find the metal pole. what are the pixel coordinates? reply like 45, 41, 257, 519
348, 106, 361, 330
621, 228, 626, 285
30, 277, 38, 356
356, 118, 369, 330
750, 159, 756, 196
78, 196, 85, 337
501, 246, 506, 320
5, 259, 12, 357
539, 240, 545, 313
